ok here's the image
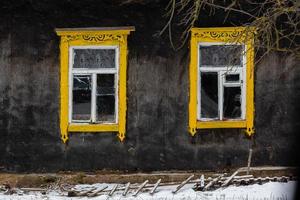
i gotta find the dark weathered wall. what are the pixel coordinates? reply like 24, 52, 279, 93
0, 0, 299, 172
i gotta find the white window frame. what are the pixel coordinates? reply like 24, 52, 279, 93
68, 45, 119, 124
197, 42, 247, 121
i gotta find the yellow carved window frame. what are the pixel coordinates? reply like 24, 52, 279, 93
188, 27, 255, 136
56, 27, 134, 143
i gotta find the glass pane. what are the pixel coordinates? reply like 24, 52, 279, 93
200, 45, 243, 66
96, 74, 115, 122
225, 74, 240, 82
72, 75, 91, 121
200, 72, 218, 119
73, 49, 115, 68
223, 87, 241, 119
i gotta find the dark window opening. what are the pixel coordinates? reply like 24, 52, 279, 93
200, 72, 219, 119
96, 74, 116, 122
72, 75, 92, 121
223, 87, 241, 119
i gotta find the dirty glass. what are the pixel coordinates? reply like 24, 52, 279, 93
200, 45, 243, 66
223, 87, 241, 119
73, 49, 115, 68
72, 75, 92, 121
96, 74, 115, 122
200, 72, 218, 119
225, 74, 240, 82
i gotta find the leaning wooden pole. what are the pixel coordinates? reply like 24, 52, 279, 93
87, 186, 108, 197
172, 175, 194, 194
150, 179, 161, 195
203, 174, 225, 191
108, 184, 118, 196
247, 148, 253, 175
122, 182, 130, 196
222, 170, 240, 187
133, 180, 148, 196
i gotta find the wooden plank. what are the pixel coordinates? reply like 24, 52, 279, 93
203, 174, 225, 191
122, 182, 130, 196
87, 186, 108, 197
172, 175, 194, 194
199, 174, 205, 188
68, 187, 96, 197
233, 175, 253, 179
221, 169, 240, 187
20, 188, 47, 192
133, 180, 148, 196
247, 148, 253, 175
55, 26, 135, 32
239, 166, 297, 172
150, 179, 161, 195
108, 184, 118, 196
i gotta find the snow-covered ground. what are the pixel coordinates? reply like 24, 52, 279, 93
0, 181, 297, 200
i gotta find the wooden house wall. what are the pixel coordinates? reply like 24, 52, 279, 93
0, 0, 299, 172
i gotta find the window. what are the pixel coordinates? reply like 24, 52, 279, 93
189, 27, 255, 136
70, 47, 118, 123
56, 27, 134, 143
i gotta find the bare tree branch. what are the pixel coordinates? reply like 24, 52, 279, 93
161, 0, 300, 58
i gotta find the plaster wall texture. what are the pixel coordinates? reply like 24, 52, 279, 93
0, 0, 298, 172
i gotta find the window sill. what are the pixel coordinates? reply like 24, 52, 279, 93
68, 123, 119, 132
196, 120, 246, 129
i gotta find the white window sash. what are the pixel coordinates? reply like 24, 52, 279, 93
197, 43, 246, 121
199, 66, 242, 72
91, 73, 97, 123
241, 45, 247, 120
68, 45, 119, 124
218, 71, 223, 120
72, 68, 118, 74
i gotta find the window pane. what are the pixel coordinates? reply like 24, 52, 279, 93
72, 75, 91, 121
223, 87, 241, 119
200, 45, 243, 66
225, 74, 240, 82
96, 74, 115, 122
73, 49, 115, 68
200, 72, 218, 119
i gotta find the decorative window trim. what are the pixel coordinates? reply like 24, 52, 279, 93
188, 27, 255, 136
56, 27, 134, 143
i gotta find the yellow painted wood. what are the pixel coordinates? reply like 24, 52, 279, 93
197, 121, 247, 129
60, 37, 69, 143
118, 36, 128, 142
68, 124, 119, 132
191, 27, 256, 43
65, 37, 125, 46
56, 28, 134, 143
189, 27, 255, 135
188, 35, 198, 136
56, 28, 134, 36
245, 39, 255, 136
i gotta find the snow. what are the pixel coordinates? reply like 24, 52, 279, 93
0, 181, 297, 200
